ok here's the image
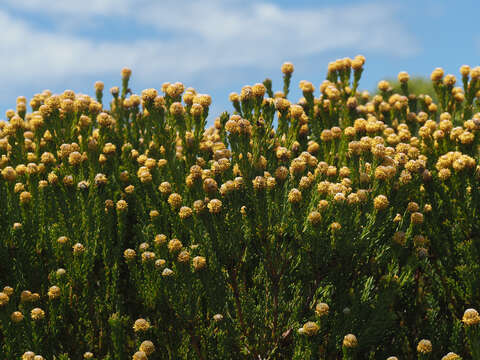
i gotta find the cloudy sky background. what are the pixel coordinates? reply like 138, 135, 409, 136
1, 0, 479, 121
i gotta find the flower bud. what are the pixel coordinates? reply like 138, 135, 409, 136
139, 340, 155, 356
31, 307, 45, 321
133, 318, 150, 332
343, 334, 358, 348
373, 195, 389, 210
193, 256, 207, 271
417, 339, 432, 354
301, 321, 319, 336
288, 188, 302, 204
281, 62, 294, 75
463, 308, 480, 326
442, 352, 460, 360
315, 302, 329, 317
11, 310, 24, 322
47, 286, 61, 300
398, 71, 409, 83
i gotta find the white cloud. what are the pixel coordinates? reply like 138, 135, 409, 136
125, 1, 419, 63
0, 1, 419, 99
4, 0, 131, 16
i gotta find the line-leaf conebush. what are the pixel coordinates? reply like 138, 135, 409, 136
0, 57, 479, 359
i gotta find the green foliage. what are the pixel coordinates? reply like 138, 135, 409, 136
0, 59, 479, 359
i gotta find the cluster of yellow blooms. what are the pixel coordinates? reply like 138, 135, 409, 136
0, 56, 479, 359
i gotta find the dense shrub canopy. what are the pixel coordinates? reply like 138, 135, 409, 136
0, 58, 480, 359
374, 76, 437, 102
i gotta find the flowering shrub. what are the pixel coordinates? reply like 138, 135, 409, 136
0, 58, 480, 359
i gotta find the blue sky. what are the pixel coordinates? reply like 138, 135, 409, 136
1, 0, 479, 122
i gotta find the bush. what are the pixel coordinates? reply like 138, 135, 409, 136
374, 76, 437, 102
0, 58, 480, 359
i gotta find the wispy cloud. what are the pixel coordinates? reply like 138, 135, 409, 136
1, 1, 418, 85
4, 0, 131, 17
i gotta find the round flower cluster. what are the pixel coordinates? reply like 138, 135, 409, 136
416, 339, 432, 354
462, 308, 480, 326
133, 318, 150, 332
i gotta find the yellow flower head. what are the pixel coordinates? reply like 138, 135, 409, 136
168, 239, 183, 253
155, 259, 166, 268
168, 193, 182, 209
193, 256, 207, 271
139, 340, 155, 356
207, 199, 222, 214
141, 251, 156, 263
162, 268, 174, 277
179, 206, 193, 219
177, 250, 190, 263
73, 243, 85, 255
132, 351, 147, 360
20, 190, 33, 204
31, 307, 45, 321
22, 352, 36, 360
330, 222, 342, 232
308, 211, 322, 226
343, 334, 358, 348
315, 302, 329, 317
463, 308, 480, 326
281, 62, 294, 75
301, 321, 319, 336
288, 188, 302, 204
0, 292, 9, 306
169, 102, 185, 116
417, 339, 432, 354
11, 310, 24, 322
47, 286, 61, 300
442, 352, 460, 360
398, 71, 409, 83
133, 318, 150, 332
116, 200, 128, 212
410, 212, 424, 225
373, 195, 389, 211
121, 67, 132, 81
154, 234, 167, 245
3, 286, 14, 295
